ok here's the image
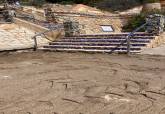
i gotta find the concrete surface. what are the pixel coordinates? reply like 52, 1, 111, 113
141, 43, 165, 55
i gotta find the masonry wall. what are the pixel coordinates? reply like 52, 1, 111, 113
14, 18, 62, 41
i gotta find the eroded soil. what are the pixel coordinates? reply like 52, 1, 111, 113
0, 52, 164, 114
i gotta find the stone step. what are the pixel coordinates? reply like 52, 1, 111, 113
44, 45, 141, 51
62, 36, 154, 39
41, 48, 140, 54
55, 39, 151, 43
42, 33, 155, 54
70, 33, 154, 37
49, 42, 147, 47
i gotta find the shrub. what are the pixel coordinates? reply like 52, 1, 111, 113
142, 0, 160, 3
123, 14, 146, 32
45, 0, 160, 11
31, 0, 46, 7
123, 9, 165, 32
96, 0, 142, 11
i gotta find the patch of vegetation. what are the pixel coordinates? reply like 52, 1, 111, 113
96, 0, 142, 11
44, 0, 160, 11
20, 0, 46, 7
123, 9, 165, 32
123, 14, 146, 32
33, 1, 46, 7
19, 0, 160, 10
142, 0, 160, 3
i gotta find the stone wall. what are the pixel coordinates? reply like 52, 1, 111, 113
0, 24, 49, 51
63, 21, 80, 36
44, 4, 123, 34
14, 17, 62, 41
52, 15, 122, 34
146, 14, 165, 35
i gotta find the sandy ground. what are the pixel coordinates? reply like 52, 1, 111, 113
0, 51, 165, 114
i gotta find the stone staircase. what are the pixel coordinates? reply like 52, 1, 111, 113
42, 33, 156, 54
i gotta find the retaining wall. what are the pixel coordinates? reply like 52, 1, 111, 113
13, 18, 62, 41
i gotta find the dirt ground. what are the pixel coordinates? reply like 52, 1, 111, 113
0, 51, 165, 114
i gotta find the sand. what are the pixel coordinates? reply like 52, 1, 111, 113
0, 51, 164, 114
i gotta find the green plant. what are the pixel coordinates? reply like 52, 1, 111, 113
123, 9, 165, 32
31, 0, 46, 7
96, 0, 142, 11
122, 14, 146, 32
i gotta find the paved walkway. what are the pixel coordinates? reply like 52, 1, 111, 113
141, 43, 165, 55
0, 24, 49, 51
141, 33, 165, 56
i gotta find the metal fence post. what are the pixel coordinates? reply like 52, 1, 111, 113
127, 36, 131, 55
126, 23, 147, 55
33, 36, 38, 51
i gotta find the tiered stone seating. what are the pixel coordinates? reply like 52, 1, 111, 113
42, 33, 156, 54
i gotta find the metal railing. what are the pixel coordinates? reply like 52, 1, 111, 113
32, 24, 63, 51
32, 22, 148, 53
110, 22, 148, 55
126, 23, 147, 55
